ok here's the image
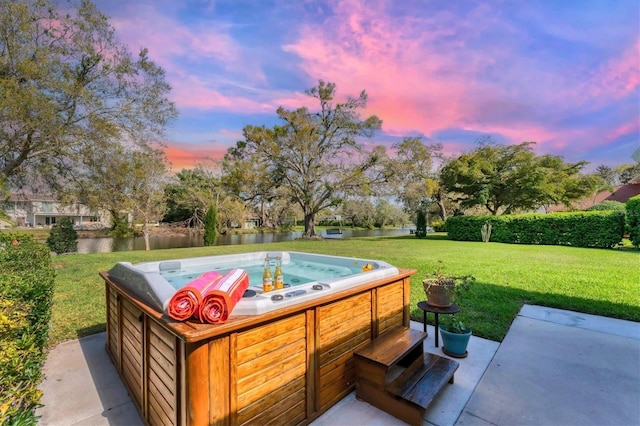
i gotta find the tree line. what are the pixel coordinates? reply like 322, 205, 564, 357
2, 0, 637, 249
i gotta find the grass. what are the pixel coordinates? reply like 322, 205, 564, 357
48, 234, 639, 346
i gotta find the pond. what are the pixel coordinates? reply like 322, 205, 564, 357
76, 228, 413, 253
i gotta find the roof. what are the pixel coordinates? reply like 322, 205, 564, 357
547, 183, 640, 212
6, 193, 58, 202
605, 183, 640, 203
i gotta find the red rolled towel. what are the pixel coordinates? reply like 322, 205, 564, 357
167, 271, 222, 321
199, 268, 249, 324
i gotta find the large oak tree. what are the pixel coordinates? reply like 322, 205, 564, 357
224, 81, 390, 237
0, 0, 177, 195
440, 141, 598, 214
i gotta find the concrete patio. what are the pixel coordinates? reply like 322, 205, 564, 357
37, 305, 640, 425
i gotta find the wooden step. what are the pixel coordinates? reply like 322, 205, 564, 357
354, 327, 426, 368
354, 327, 460, 426
386, 352, 459, 410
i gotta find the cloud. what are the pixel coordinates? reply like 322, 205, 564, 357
94, 0, 638, 169
282, 0, 639, 164
164, 143, 229, 171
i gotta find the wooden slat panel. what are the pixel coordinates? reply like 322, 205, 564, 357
235, 313, 308, 418
122, 315, 142, 346
318, 296, 371, 334
318, 326, 370, 367
237, 362, 306, 408
237, 339, 306, 383
149, 333, 175, 377
318, 307, 371, 343
147, 391, 170, 426
236, 314, 305, 349
377, 282, 403, 303
121, 333, 142, 372
148, 357, 175, 400
237, 347, 306, 395
148, 374, 175, 423
265, 398, 306, 426
122, 358, 143, 407
317, 292, 371, 320
237, 376, 306, 425
107, 298, 119, 362
237, 328, 305, 366
149, 320, 176, 350
379, 312, 404, 335
320, 379, 353, 412
320, 356, 356, 392
317, 292, 374, 416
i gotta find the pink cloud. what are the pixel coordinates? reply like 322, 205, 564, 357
582, 39, 640, 102
282, 1, 497, 138
164, 143, 228, 171
282, 0, 637, 166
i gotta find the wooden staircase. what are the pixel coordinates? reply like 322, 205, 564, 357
354, 327, 459, 426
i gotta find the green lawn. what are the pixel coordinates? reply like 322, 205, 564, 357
49, 234, 640, 345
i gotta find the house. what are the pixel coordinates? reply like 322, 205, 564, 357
1, 192, 110, 229
547, 179, 640, 212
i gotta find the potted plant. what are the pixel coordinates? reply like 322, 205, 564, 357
439, 317, 472, 358
422, 261, 474, 308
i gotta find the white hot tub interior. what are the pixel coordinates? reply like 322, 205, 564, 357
107, 251, 399, 315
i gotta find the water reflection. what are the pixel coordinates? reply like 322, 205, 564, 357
76, 228, 411, 254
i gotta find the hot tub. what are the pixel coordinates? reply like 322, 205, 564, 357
107, 251, 399, 316
101, 251, 415, 426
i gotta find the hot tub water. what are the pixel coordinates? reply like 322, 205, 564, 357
161, 258, 360, 289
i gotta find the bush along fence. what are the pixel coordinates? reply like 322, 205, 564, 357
446, 210, 626, 248
627, 195, 640, 248
0, 234, 55, 425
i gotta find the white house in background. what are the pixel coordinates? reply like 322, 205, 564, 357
1, 192, 110, 229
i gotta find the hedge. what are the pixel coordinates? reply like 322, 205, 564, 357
627, 195, 640, 248
0, 234, 55, 425
446, 211, 626, 248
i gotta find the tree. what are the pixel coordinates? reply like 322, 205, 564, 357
440, 140, 594, 215
203, 204, 217, 246
595, 165, 617, 185
415, 209, 427, 238
390, 137, 441, 213
164, 166, 220, 227
340, 197, 376, 228
73, 145, 170, 249
222, 144, 278, 228
127, 149, 170, 250
224, 81, 389, 237
617, 163, 640, 184
0, 0, 177, 195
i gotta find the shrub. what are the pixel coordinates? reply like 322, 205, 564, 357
203, 204, 217, 246
627, 195, 640, 248
586, 201, 626, 212
46, 217, 78, 254
431, 219, 446, 232
0, 234, 55, 424
446, 211, 625, 248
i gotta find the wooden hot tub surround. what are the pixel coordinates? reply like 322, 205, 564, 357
101, 268, 416, 426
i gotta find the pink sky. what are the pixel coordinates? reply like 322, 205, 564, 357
96, 0, 639, 172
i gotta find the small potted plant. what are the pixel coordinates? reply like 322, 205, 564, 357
439, 317, 472, 358
422, 261, 474, 308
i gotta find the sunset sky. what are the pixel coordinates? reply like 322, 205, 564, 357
94, 0, 639, 172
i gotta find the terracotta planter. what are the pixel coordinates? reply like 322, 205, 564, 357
422, 278, 454, 308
